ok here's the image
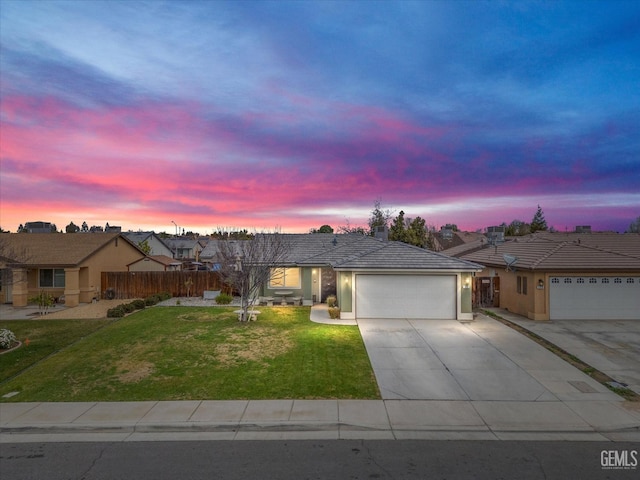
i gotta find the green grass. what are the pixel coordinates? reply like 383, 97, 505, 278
0, 307, 380, 402
0, 319, 115, 381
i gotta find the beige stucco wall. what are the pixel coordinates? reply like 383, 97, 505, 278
475, 267, 539, 320
11, 236, 144, 307
477, 267, 639, 321
79, 237, 144, 302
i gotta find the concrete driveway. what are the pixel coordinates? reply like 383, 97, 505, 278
358, 313, 621, 402
499, 313, 640, 395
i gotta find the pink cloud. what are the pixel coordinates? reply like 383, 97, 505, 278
1, 88, 635, 234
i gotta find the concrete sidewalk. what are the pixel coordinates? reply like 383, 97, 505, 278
2, 397, 639, 443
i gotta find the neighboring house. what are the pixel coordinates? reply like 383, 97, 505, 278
123, 231, 174, 258
128, 255, 182, 272
163, 237, 206, 261
199, 239, 245, 271
460, 232, 640, 320
0, 233, 145, 307
256, 234, 483, 321
432, 228, 485, 252
21, 221, 55, 233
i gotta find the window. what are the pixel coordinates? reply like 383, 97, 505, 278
39, 268, 65, 288
577, 278, 584, 284
551, 278, 559, 284
516, 276, 528, 295
614, 278, 622, 284
627, 278, 635, 284
269, 267, 301, 289
564, 278, 572, 284
589, 278, 597, 284
602, 278, 609, 284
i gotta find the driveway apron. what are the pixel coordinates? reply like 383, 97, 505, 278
357, 314, 616, 402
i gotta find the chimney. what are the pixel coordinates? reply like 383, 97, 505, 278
374, 225, 389, 242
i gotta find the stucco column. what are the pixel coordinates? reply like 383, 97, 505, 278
460, 272, 473, 317
532, 274, 549, 320
11, 268, 28, 307
64, 267, 80, 307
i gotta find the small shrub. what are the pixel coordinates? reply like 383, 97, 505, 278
131, 299, 146, 310
176, 299, 181, 306
107, 306, 125, 318
0, 328, 17, 349
144, 296, 159, 306
326, 295, 337, 308
123, 303, 137, 313
215, 293, 233, 305
328, 307, 341, 319
158, 292, 172, 301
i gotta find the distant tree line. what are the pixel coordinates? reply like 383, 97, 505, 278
312, 199, 435, 249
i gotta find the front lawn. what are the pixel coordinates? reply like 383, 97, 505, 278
0, 307, 380, 402
0, 319, 115, 381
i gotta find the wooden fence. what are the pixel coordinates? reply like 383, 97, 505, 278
101, 271, 225, 299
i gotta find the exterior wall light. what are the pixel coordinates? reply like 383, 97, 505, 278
538, 279, 544, 289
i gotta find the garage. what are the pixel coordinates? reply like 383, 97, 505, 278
355, 274, 456, 319
550, 276, 640, 320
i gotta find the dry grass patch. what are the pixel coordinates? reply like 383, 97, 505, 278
215, 325, 293, 367
115, 359, 155, 384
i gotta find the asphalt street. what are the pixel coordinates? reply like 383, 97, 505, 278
1, 440, 639, 480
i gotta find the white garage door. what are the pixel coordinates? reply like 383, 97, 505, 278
550, 276, 640, 320
356, 274, 456, 319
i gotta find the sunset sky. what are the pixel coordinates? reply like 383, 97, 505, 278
1, 0, 639, 234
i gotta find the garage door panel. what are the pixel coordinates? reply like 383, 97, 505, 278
356, 275, 456, 319
550, 277, 640, 320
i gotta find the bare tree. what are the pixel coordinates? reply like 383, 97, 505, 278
216, 232, 291, 322
0, 234, 32, 297
337, 219, 367, 235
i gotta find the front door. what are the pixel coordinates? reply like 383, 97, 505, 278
320, 267, 336, 302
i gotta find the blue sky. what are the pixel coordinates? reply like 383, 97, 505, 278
1, 0, 639, 233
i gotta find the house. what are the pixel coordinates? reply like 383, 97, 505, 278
256, 234, 483, 321
123, 231, 174, 258
432, 229, 486, 253
0, 233, 145, 307
21, 221, 55, 233
128, 255, 182, 272
163, 237, 206, 261
460, 232, 640, 320
199, 239, 246, 271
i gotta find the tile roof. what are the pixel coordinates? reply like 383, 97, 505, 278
277, 234, 483, 271
123, 231, 154, 244
0, 233, 140, 266
524, 231, 640, 258
441, 238, 486, 257
433, 230, 485, 252
461, 235, 640, 272
333, 241, 484, 271
199, 239, 247, 260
